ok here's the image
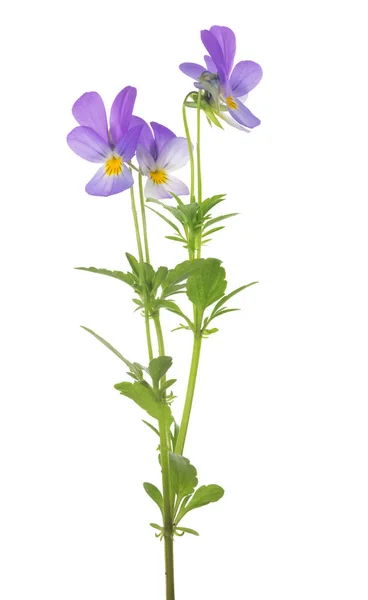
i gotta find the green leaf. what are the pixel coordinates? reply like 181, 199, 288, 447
152, 267, 169, 294
150, 523, 163, 531
201, 226, 225, 237
175, 526, 199, 536
142, 420, 160, 436
148, 356, 173, 387
161, 379, 176, 392
169, 453, 198, 501
143, 482, 164, 517
75, 267, 136, 287
125, 253, 140, 276
80, 326, 142, 379
211, 282, 258, 316
114, 381, 160, 419
164, 259, 205, 289
203, 213, 239, 229
177, 485, 224, 522
146, 206, 183, 236
200, 194, 226, 216
165, 235, 187, 243
186, 259, 227, 312
169, 192, 184, 206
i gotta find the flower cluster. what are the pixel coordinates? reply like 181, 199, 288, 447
67, 25, 262, 196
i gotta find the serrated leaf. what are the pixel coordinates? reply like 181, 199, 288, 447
114, 381, 160, 419
164, 259, 205, 289
169, 453, 198, 501
143, 483, 164, 517
203, 213, 239, 229
80, 326, 142, 379
177, 485, 224, 522
186, 258, 227, 312
148, 356, 173, 387
75, 267, 136, 287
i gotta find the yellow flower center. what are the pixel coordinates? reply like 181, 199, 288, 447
150, 170, 168, 185
105, 155, 123, 177
226, 96, 238, 110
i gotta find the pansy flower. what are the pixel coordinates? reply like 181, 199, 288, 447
136, 122, 190, 200
180, 25, 262, 130
67, 87, 142, 196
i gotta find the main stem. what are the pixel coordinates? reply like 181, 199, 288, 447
154, 313, 175, 600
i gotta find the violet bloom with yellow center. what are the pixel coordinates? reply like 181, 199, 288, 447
67, 87, 142, 197
180, 25, 262, 131
136, 122, 190, 200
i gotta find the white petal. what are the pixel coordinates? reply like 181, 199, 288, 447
156, 137, 190, 172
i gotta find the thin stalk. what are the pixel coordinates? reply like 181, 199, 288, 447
130, 181, 153, 361
138, 172, 150, 263
175, 329, 203, 456
196, 91, 203, 259
182, 95, 195, 203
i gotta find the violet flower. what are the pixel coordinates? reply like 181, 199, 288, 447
136, 122, 190, 200
180, 25, 262, 130
67, 87, 142, 197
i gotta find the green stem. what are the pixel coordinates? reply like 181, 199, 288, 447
196, 91, 203, 259
182, 95, 195, 203
154, 313, 175, 600
175, 330, 203, 456
130, 181, 153, 361
138, 172, 150, 263
159, 406, 175, 600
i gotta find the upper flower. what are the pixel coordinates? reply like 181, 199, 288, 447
136, 122, 190, 200
67, 87, 142, 196
180, 26, 262, 130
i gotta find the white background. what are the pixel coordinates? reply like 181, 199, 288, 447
1, 0, 367, 598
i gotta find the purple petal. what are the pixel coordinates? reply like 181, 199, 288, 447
156, 137, 189, 172
163, 175, 189, 198
67, 126, 110, 162
130, 116, 155, 156
227, 100, 261, 129
144, 177, 171, 200
72, 92, 109, 144
209, 26, 236, 77
204, 55, 217, 73
230, 61, 263, 97
85, 165, 134, 197
109, 86, 137, 146
179, 62, 206, 80
151, 122, 176, 156
145, 174, 189, 200
136, 143, 156, 176
115, 125, 143, 162
200, 30, 226, 83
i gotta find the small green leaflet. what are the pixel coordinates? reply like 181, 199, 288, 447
143, 482, 164, 517
169, 453, 198, 501
174, 526, 199, 536
142, 420, 160, 436
176, 485, 225, 523
80, 326, 142, 380
114, 381, 160, 420
186, 258, 227, 312
210, 282, 258, 320
148, 356, 173, 387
